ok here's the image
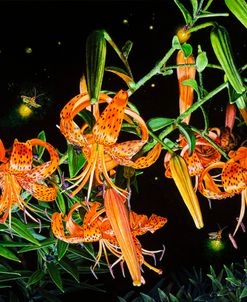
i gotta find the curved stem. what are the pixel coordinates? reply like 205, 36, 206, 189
128, 47, 176, 96
188, 21, 215, 33
148, 129, 175, 154
177, 82, 228, 123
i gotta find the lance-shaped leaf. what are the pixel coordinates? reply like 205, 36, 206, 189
169, 154, 204, 229
26, 269, 45, 288
173, 0, 193, 25
0, 246, 21, 262
86, 30, 106, 104
225, 0, 247, 29
148, 117, 175, 132
57, 239, 69, 261
177, 123, 196, 156
46, 261, 64, 293
67, 143, 87, 178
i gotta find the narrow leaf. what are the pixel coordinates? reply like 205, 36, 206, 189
57, 239, 69, 261
26, 269, 45, 288
58, 258, 80, 282
67, 143, 87, 178
181, 43, 193, 57
148, 117, 175, 131
46, 262, 64, 293
0, 246, 21, 262
182, 79, 200, 98
173, 0, 193, 24
56, 190, 66, 214
177, 123, 195, 155
9, 217, 40, 246
34, 130, 46, 159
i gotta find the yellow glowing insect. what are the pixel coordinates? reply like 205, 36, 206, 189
21, 88, 44, 109
208, 226, 227, 241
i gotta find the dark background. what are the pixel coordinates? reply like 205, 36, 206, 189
0, 1, 246, 301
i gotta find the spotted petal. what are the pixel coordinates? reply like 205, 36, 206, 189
9, 140, 33, 172
93, 90, 128, 145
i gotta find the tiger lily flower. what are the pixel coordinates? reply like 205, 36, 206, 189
51, 193, 167, 286
168, 154, 204, 229
60, 89, 161, 197
0, 138, 59, 225
164, 130, 221, 178
176, 49, 196, 125
198, 147, 247, 235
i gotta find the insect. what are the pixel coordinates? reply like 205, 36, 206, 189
21, 88, 44, 109
208, 225, 227, 241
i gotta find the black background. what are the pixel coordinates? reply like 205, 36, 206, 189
0, 1, 246, 301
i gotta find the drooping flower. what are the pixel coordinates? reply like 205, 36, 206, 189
176, 49, 196, 125
60, 90, 162, 197
0, 138, 59, 225
51, 192, 167, 286
198, 146, 247, 235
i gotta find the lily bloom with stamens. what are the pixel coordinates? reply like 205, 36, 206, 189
0, 138, 59, 225
168, 154, 204, 229
51, 194, 167, 286
198, 147, 247, 235
60, 89, 161, 197
176, 49, 196, 125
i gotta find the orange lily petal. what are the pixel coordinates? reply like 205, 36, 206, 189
177, 50, 196, 124
222, 161, 247, 194
9, 139, 33, 171
130, 211, 167, 236
132, 143, 162, 169
93, 90, 128, 145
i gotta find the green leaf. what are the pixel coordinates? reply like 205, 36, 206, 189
139, 293, 156, 302
173, 0, 193, 24
46, 262, 64, 293
181, 43, 193, 57
158, 288, 168, 301
67, 143, 87, 178
182, 79, 200, 98
26, 269, 45, 288
58, 258, 80, 282
190, 0, 198, 18
177, 123, 195, 156
86, 30, 106, 104
34, 130, 46, 159
56, 190, 66, 214
9, 217, 40, 246
77, 109, 96, 130
17, 239, 55, 253
240, 287, 247, 299
148, 117, 175, 131
196, 51, 208, 72
0, 246, 21, 262
57, 239, 69, 261
172, 35, 181, 50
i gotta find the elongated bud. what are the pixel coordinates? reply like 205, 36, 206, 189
176, 26, 191, 44
225, 0, 247, 29
177, 50, 196, 124
104, 188, 144, 286
169, 154, 204, 229
210, 25, 245, 94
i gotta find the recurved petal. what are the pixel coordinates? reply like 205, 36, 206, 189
27, 139, 59, 180
222, 161, 247, 194
132, 143, 162, 169
18, 178, 57, 201
93, 90, 128, 145
130, 211, 167, 236
51, 212, 85, 243
9, 139, 33, 172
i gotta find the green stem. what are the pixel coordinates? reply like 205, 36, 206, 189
148, 129, 175, 154
188, 21, 215, 33
177, 82, 228, 123
207, 63, 223, 70
191, 127, 229, 160
197, 13, 229, 19
128, 47, 176, 96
